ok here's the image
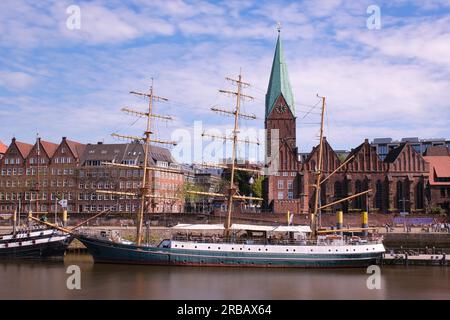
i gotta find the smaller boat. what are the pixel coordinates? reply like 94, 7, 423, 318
0, 224, 72, 260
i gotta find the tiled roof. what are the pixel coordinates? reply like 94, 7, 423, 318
0, 140, 7, 154
81, 142, 174, 165
66, 139, 86, 158
40, 140, 59, 158
266, 34, 294, 118
424, 156, 450, 186
15, 141, 33, 158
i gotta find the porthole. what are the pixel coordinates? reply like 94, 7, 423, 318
336, 249, 338, 252
208, 246, 211, 249
240, 248, 243, 251
195, 246, 197, 249
248, 248, 251, 251
353, 249, 356, 252
218, 247, 221, 250
181, 245, 184, 248
258, 248, 261, 251
265, 249, 268, 251
174, 245, 177, 247
232, 248, 234, 250
328, 249, 331, 252
286, 249, 289, 252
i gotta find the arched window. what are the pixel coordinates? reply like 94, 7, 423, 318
375, 180, 383, 210
355, 180, 363, 209
416, 181, 424, 210
334, 181, 343, 200
396, 180, 404, 210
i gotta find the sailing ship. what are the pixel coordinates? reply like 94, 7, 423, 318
74, 73, 385, 268
0, 136, 73, 260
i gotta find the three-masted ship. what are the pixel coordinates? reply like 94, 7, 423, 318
75, 75, 385, 268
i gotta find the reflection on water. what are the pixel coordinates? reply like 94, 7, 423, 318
0, 254, 449, 299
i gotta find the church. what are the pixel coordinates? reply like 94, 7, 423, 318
262, 32, 446, 215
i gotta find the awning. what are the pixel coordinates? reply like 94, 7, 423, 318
272, 226, 312, 233
171, 224, 225, 230
230, 224, 276, 232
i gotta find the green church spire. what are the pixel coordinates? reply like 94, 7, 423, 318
265, 32, 295, 118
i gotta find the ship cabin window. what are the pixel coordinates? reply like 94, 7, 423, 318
157, 240, 171, 248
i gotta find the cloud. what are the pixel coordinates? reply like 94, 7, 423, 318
0, 0, 449, 160
0, 71, 35, 89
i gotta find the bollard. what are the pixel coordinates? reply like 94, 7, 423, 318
13, 209, 17, 235
336, 210, 343, 230
63, 209, 68, 227
361, 211, 368, 237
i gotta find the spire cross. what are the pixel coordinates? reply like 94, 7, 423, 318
276, 22, 282, 33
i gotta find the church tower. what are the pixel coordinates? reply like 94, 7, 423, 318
264, 30, 301, 212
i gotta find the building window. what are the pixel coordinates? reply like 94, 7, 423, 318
278, 192, 284, 200
277, 180, 284, 189
441, 188, 446, 198
282, 172, 288, 177
287, 180, 293, 190
288, 192, 293, 199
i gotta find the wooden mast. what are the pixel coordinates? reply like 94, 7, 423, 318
225, 72, 243, 234
99, 83, 176, 246
311, 95, 326, 238
187, 71, 262, 236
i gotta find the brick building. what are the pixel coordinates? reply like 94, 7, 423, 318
263, 32, 442, 215
0, 138, 183, 215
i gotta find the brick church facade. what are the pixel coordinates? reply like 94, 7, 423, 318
263, 33, 439, 215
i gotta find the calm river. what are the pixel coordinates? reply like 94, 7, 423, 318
0, 254, 449, 299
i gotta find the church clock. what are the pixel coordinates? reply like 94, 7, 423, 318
275, 103, 287, 114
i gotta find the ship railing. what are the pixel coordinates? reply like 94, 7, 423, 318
171, 236, 383, 246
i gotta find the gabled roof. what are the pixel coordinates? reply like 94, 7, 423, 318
14, 140, 33, 158
424, 156, 450, 186
265, 33, 294, 118
65, 139, 86, 159
346, 142, 365, 161
384, 143, 407, 163
0, 140, 7, 154
39, 140, 59, 158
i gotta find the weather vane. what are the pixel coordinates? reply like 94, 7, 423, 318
276, 22, 282, 33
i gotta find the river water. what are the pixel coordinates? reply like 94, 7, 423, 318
0, 254, 449, 299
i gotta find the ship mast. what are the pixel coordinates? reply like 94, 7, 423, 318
311, 95, 326, 238
187, 71, 263, 236
94, 82, 177, 246
310, 96, 374, 238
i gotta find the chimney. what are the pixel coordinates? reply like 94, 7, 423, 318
97, 142, 103, 145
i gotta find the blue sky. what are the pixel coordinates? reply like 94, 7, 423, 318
1, 0, 450, 162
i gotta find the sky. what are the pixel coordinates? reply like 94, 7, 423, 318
0, 0, 449, 163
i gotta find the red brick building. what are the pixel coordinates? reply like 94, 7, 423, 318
0, 138, 183, 215
263, 33, 440, 215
